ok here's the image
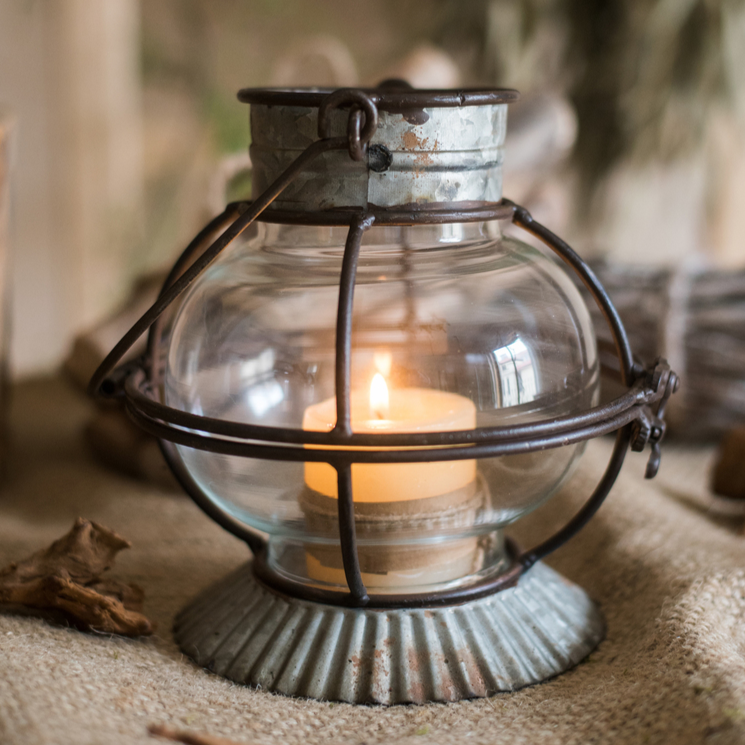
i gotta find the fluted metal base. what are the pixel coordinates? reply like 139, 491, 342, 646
174, 561, 604, 705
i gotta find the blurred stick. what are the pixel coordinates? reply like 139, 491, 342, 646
149, 724, 250, 745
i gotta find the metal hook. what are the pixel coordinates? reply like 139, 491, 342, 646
318, 88, 378, 161
629, 358, 680, 479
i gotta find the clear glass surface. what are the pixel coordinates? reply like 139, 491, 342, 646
165, 220, 599, 593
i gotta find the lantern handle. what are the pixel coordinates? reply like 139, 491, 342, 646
87, 136, 346, 398
505, 202, 679, 569
89, 89, 382, 399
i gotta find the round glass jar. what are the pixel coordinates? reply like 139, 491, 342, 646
164, 218, 599, 595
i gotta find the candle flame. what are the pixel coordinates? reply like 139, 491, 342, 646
370, 373, 389, 420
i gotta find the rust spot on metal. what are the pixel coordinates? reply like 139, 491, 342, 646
402, 131, 419, 151
407, 647, 425, 703
400, 131, 435, 179
431, 651, 458, 701
348, 654, 362, 671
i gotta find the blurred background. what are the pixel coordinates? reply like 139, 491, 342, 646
1, 0, 744, 379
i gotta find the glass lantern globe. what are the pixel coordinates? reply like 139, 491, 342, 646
164, 219, 599, 595
91, 84, 677, 704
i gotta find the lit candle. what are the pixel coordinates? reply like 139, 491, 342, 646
300, 368, 481, 589
302, 374, 477, 503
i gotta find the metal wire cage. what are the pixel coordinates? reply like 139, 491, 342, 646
90, 85, 678, 612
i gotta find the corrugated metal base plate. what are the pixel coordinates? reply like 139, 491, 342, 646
174, 561, 605, 705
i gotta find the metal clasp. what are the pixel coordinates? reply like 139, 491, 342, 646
318, 89, 379, 162
630, 358, 680, 478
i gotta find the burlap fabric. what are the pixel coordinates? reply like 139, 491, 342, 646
1, 378, 744, 745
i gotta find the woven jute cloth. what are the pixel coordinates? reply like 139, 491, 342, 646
1, 378, 744, 745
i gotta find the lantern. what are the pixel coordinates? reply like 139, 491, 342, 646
91, 83, 678, 704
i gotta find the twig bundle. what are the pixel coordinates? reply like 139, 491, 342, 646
587, 261, 745, 440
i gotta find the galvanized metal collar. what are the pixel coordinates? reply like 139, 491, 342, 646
245, 86, 515, 211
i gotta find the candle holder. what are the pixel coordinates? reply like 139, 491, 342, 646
91, 83, 678, 704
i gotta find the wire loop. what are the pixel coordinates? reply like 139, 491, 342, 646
317, 88, 378, 161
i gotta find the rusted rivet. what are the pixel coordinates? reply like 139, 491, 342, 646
368, 144, 392, 172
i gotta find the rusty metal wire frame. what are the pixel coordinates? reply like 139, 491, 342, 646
90, 86, 677, 609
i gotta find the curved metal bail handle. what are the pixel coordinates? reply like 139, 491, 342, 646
505, 200, 679, 570
88, 90, 380, 399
